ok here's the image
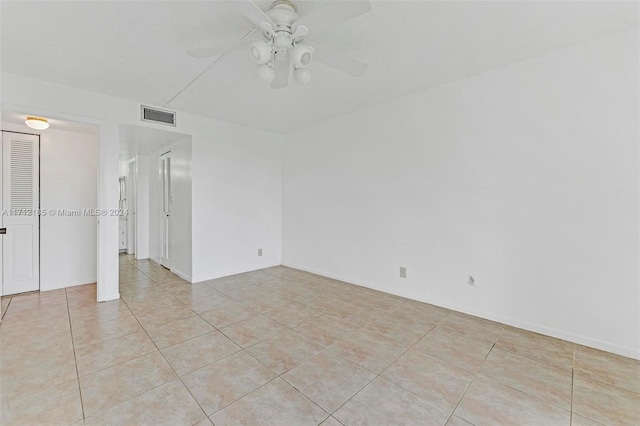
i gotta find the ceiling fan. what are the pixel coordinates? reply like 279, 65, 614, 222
188, 0, 371, 89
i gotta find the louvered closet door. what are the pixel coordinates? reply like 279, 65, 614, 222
1, 132, 39, 295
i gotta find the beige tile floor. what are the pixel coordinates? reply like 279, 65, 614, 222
1, 254, 639, 425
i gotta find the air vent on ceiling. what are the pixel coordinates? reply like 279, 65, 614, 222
141, 105, 176, 127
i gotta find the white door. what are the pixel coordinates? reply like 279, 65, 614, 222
1, 131, 40, 296
160, 152, 171, 268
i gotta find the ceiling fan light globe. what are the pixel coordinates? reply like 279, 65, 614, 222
249, 40, 272, 64
258, 64, 276, 83
293, 67, 311, 85
300, 52, 311, 66
291, 45, 313, 68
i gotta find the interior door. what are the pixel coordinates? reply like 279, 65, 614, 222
1, 131, 40, 296
160, 152, 171, 268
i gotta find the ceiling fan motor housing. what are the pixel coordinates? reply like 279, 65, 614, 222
267, 1, 299, 29
274, 33, 293, 49
266, 1, 303, 63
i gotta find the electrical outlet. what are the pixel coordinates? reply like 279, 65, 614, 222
399, 267, 407, 278
258, 248, 262, 257
467, 276, 475, 286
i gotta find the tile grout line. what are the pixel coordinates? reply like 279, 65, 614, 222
570, 345, 576, 424
475, 326, 581, 416
188, 275, 334, 421
272, 348, 335, 420
204, 372, 333, 424
68, 315, 151, 377
204, 292, 373, 420
444, 338, 498, 426
70, 294, 165, 416
274, 349, 347, 423
570, 369, 575, 425
476, 344, 575, 372
65, 287, 87, 421
1, 296, 12, 320
75, 262, 196, 420
473, 351, 576, 412
202, 271, 410, 422
322, 311, 454, 422
153, 267, 324, 422
118, 269, 211, 423
474, 369, 578, 416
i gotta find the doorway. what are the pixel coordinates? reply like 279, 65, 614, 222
0, 131, 40, 296
2, 111, 101, 299
118, 124, 192, 285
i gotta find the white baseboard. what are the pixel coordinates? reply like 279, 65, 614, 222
147, 257, 191, 282
98, 292, 120, 302
170, 267, 192, 283
192, 263, 281, 284
282, 262, 640, 360
40, 278, 97, 292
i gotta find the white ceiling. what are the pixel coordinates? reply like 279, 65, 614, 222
2, 1, 638, 133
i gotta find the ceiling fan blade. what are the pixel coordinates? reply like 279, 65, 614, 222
188, 27, 260, 59
310, 43, 367, 77
230, 0, 277, 31
188, 39, 251, 59
293, 0, 371, 34
271, 58, 290, 89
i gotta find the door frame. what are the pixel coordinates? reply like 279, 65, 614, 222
3, 106, 116, 302
127, 157, 136, 256
160, 151, 171, 268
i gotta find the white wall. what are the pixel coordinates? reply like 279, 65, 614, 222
41, 129, 98, 290
135, 156, 150, 260
2, 70, 283, 297
169, 139, 193, 280
282, 28, 640, 358
168, 138, 193, 279
148, 151, 161, 264
189, 120, 281, 281
1, 124, 98, 290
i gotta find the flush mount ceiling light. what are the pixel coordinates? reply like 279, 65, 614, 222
188, 0, 371, 89
25, 116, 50, 130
